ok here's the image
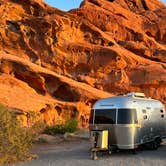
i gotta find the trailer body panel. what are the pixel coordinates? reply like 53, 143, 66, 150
90, 93, 166, 150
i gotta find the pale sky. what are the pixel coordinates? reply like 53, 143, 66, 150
45, 0, 83, 11
44, 0, 166, 11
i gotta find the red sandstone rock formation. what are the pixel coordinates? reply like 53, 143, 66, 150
0, 0, 165, 127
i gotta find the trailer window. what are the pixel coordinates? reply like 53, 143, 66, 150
160, 109, 164, 113
94, 109, 116, 124
161, 114, 164, 118
89, 109, 94, 124
117, 109, 137, 124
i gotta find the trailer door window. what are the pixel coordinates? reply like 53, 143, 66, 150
94, 109, 116, 124
117, 109, 137, 124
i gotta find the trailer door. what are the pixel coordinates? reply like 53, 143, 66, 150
116, 109, 140, 148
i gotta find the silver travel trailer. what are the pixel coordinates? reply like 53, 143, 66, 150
89, 92, 166, 160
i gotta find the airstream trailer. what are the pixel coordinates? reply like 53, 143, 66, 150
89, 92, 166, 160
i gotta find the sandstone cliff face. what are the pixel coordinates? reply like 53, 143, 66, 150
0, 0, 166, 127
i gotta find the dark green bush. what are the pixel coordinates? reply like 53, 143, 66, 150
44, 124, 65, 135
44, 119, 78, 135
64, 119, 78, 133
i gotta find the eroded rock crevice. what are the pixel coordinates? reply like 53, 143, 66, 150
0, 0, 166, 127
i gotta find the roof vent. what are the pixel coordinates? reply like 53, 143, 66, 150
126, 92, 146, 98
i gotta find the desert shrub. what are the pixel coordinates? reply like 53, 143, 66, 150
44, 123, 65, 135
31, 120, 46, 136
44, 119, 78, 135
64, 119, 78, 133
27, 111, 46, 137
37, 138, 47, 144
0, 105, 34, 165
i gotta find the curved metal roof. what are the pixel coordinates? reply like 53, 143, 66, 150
93, 94, 164, 110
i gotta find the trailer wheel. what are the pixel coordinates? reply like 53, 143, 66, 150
151, 141, 158, 150
156, 138, 162, 147
131, 149, 137, 154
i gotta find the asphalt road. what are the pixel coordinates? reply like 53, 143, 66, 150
18, 139, 166, 166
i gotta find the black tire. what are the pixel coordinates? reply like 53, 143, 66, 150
156, 138, 162, 147
151, 141, 158, 150
131, 149, 137, 155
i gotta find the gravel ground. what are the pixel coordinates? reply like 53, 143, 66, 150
18, 139, 166, 166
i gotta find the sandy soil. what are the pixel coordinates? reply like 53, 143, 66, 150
17, 139, 166, 166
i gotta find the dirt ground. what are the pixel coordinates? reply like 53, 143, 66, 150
17, 138, 166, 166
